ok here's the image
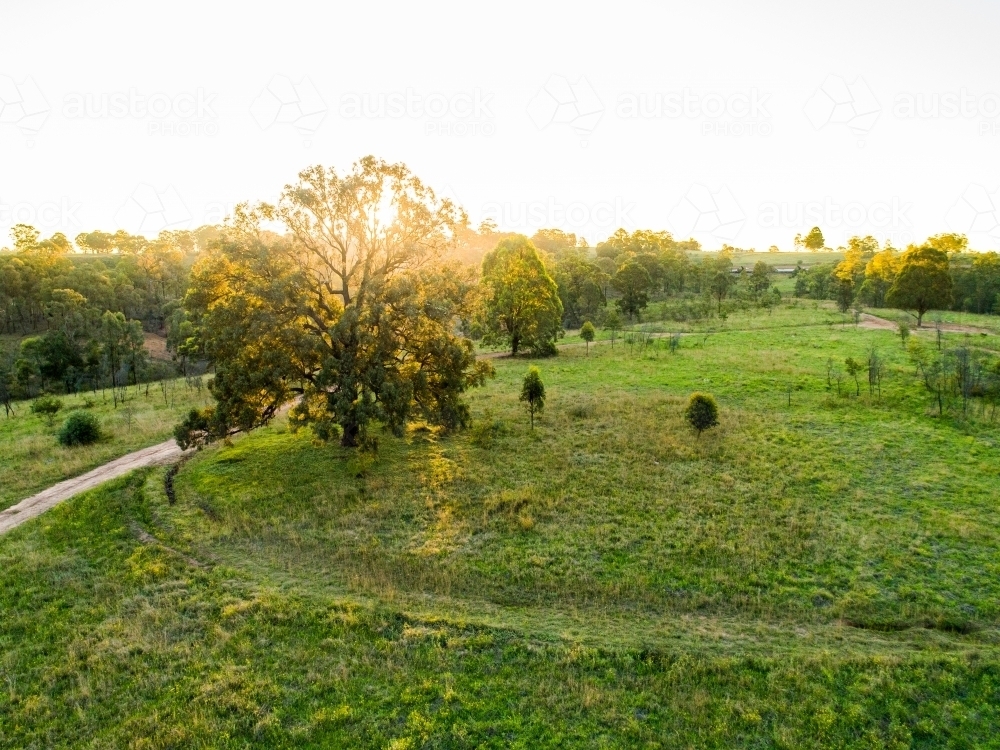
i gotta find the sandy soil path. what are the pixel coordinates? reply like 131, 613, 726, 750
853, 312, 993, 334
0, 439, 188, 535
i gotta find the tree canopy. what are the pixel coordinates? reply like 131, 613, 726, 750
183, 157, 493, 447
886, 245, 953, 327
478, 235, 563, 356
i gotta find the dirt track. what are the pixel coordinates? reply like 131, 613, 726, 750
852, 313, 993, 335
0, 440, 188, 535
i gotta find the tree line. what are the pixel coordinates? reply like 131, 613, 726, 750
6, 156, 995, 449
0, 225, 217, 407
794, 233, 999, 325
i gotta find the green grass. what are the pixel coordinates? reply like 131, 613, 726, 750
0, 378, 213, 511
3, 305, 1000, 747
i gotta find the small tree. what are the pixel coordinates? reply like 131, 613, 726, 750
604, 310, 622, 349
519, 366, 545, 429
580, 321, 595, 355
685, 392, 719, 437
31, 395, 63, 427
845, 357, 863, 396
898, 321, 910, 349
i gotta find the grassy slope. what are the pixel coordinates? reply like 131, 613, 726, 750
0, 378, 212, 511
3, 305, 1000, 747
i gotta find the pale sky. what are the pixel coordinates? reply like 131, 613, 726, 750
2, 0, 1000, 251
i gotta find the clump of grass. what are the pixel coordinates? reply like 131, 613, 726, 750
470, 409, 505, 448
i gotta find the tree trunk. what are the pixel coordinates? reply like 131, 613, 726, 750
341, 421, 360, 447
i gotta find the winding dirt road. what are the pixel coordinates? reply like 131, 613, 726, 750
0, 440, 188, 535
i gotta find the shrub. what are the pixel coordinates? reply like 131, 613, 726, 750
685, 392, 719, 437
31, 395, 63, 426
58, 411, 101, 446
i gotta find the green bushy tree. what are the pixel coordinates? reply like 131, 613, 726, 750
685, 392, 719, 437
519, 366, 545, 429
580, 321, 595, 354
57, 410, 101, 446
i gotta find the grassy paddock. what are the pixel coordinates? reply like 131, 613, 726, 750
2, 307, 1000, 746
0, 377, 212, 511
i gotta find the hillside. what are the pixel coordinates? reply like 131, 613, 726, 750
2, 304, 1000, 747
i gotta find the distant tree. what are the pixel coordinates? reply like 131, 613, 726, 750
708, 262, 733, 314
926, 233, 967, 255
74, 229, 116, 254
531, 228, 578, 255
684, 392, 719, 437
886, 245, 953, 327
832, 237, 874, 312
858, 245, 899, 307
768, 245, 780, 253
611, 260, 653, 320
802, 227, 825, 252
580, 321, 595, 354
10, 224, 40, 252
553, 254, 606, 327
519, 366, 545, 429
603, 309, 622, 348
748, 261, 771, 298
31, 395, 63, 426
480, 236, 563, 356
99, 311, 145, 404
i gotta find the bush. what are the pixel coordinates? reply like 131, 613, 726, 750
58, 411, 101, 446
31, 395, 63, 426
685, 392, 719, 437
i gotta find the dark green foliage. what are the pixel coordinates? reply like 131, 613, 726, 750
519, 366, 545, 428
684, 391, 719, 436
173, 407, 217, 450
887, 246, 953, 327
553, 253, 606, 328
612, 260, 653, 320
580, 321, 595, 354
57, 410, 101, 446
